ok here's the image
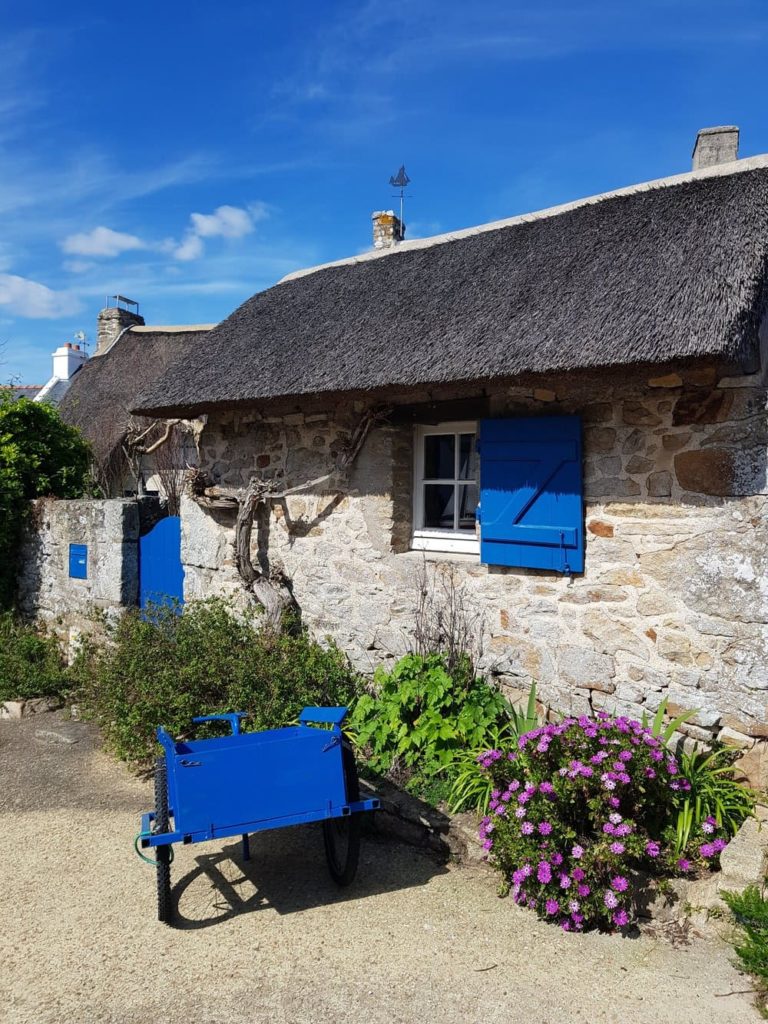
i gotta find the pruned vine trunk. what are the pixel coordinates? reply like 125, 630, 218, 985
192, 405, 389, 628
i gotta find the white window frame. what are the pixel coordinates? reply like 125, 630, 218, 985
412, 421, 479, 555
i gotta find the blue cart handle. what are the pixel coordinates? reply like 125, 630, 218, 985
192, 712, 249, 735
299, 706, 348, 726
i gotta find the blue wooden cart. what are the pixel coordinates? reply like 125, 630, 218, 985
139, 707, 379, 922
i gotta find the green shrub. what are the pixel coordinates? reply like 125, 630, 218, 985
72, 599, 360, 764
0, 614, 69, 702
0, 396, 92, 607
723, 884, 768, 1005
347, 652, 512, 800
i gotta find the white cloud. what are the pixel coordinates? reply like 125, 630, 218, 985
172, 204, 265, 261
173, 234, 205, 262
190, 205, 255, 239
0, 273, 82, 318
62, 259, 96, 274
61, 225, 145, 258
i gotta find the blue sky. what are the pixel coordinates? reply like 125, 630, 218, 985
2, 0, 767, 384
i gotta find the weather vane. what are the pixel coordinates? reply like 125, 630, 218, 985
389, 164, 411, 226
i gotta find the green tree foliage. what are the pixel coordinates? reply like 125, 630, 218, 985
0, 396, 92, 607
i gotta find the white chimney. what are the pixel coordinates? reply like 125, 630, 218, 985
52, 342, 87, 381
692, 126, 739, 171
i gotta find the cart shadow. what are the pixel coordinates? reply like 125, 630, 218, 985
169, 825, 448, 930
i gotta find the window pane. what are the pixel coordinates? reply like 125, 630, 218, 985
458, 433, 478, 480
423, 484, 455, 529
457, 483, 479, 531
424, 434, 455, 479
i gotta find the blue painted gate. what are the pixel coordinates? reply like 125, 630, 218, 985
139, 516, 185, 610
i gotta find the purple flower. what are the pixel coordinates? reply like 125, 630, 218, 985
613, 909, 630, 927
618, 750, 633, 762
611, 875, 629, 892
551, 852, 563, 866
645, 841, 660, 858
603, 890, 619, 909
572, 844, 584, 859
545, 898, 560, 916
538, 821, 553, 836
609, 841, 626, 855
608, 797, 621, 808
677, 858, 692, 872
521, 821, 534, 835
515, 807, 527, 819
609, 812, 623, 824
650, 749, 663, 762
569, 900, 580, 914
701, 820, 714, 834
699, 843, 716, 859
577, 884, 591, 897
572, 867, 585, 882
537, 861, 552, 884
559, 873, 571, 890
539, 781, 555, 795
615, 823, 632, 837
644, 767, 657, 780
603, 823, 616, 835
712, 838, 727, 853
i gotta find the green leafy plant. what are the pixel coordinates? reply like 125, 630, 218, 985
0, 396, 92, 607
72, 599, 360, 764
641, 696, 698, 744
448, 683, 541, 813
0, 613, 70, 703
348, 652, 511, 799
722, 883, 768, 1010
670, 745, 756, 854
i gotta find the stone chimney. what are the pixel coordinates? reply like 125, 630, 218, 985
96, 299, 144, 356
372, 210, 405, 249
692, 126, 739, 171
52, 342, 87, 381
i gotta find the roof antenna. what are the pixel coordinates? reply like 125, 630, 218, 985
389, 165, 411, 227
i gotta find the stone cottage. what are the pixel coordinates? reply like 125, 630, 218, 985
132, 127, 768, 748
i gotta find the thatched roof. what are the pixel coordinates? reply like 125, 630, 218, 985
59, 326, 212, 466
134, 157, 768, 418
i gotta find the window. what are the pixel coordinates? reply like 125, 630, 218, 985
412, 422, 479, 553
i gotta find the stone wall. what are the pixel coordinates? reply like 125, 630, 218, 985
17, 498, 140, 638
181, 360, 768, 745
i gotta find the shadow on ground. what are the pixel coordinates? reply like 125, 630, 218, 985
170, 826, 446, 929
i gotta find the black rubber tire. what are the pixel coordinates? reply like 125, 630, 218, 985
323, 743, 362, 887
153, 757, 173, 923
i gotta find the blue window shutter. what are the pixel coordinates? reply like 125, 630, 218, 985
69, 543, 88, 579
479, 416, 584, 573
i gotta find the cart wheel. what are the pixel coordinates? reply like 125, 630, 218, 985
323, 743, 361, 886
153, 757, 173, 923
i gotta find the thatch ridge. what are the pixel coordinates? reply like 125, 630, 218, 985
133, 164, 768, 417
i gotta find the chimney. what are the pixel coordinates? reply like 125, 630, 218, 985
692, 126, 739, 171
96, 295, 144, 355
372, 210, 405, 249
52, 342, 87, 381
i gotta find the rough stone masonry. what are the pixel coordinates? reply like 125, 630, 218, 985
180, 356, 768, 752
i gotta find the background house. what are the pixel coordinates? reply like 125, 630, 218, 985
57, 300, 213, 501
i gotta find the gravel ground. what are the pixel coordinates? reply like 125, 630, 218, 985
0, 713, 760, 1024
